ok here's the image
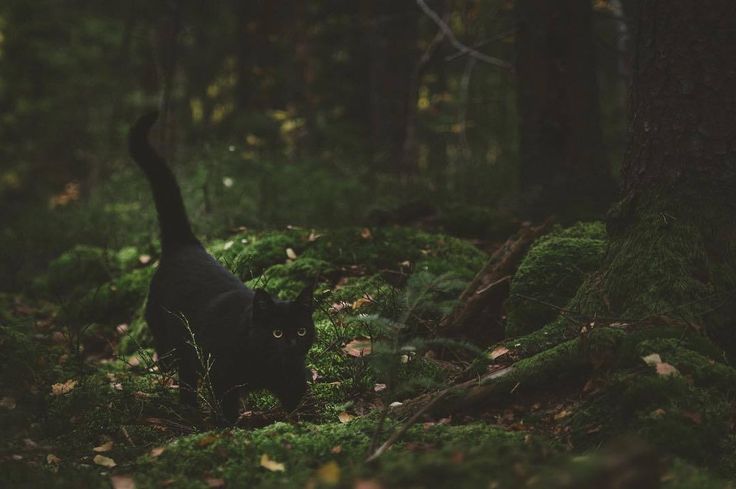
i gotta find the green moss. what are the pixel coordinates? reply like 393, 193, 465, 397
45, 245, 113, 297
247, 258, 334, 299
211, 229, 308, 280
505, 222, 607, 338
69, 266, 154, 326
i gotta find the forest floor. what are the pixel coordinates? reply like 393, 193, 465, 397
1, 224, 734, 488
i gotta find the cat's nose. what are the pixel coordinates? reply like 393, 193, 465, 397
289, 339, 297, 347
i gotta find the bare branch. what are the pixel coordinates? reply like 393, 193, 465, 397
415, 0, 512, 70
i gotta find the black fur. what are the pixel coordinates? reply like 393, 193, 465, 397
129, 112, 315, 424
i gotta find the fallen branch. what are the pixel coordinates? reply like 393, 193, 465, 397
438, 219, 553, 343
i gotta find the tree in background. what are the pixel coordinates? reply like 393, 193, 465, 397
515, 0, 615, 219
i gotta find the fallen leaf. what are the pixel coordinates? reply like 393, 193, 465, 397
343, 338, 372, 357
47, 454, 61, 464
354, 479, 384, 489
0, 396, 16, 410
308, 231, 322, 242
373, 383, 387, 392
93, 454, 116, 468
110, 475, 136, 489
553, 409, 572, 421
138, 254, 151, 265
489, 346, 510, 360
351, 295, 373, 309
260, 454, 286, 472
360, 228, 373, 239
51, 379, 77, 396
330, 445, 342, 454
642, 353, 662, 366
329, 301, 351, 313
205, 478, 225, 488
651, 408, 667, 417
656, 362, 679, 376
389, 402, 403, 408
286, 248, 298, 260
149, 447, 165, 457
315, 461, 341, 485
682, 411, 702, 424
116, 323, 129, 335
197, 434, 218, 447
338, 412, 354, 424
93, 441, 114, 453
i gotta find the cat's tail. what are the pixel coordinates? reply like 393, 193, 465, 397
129, 112, 199, 250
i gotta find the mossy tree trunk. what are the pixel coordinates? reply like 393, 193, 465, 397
579, 1, 736, 355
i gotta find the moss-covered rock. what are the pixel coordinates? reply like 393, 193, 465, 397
505, 222, 607, 338
44, 245, 113, 298
68, 266, 154, 327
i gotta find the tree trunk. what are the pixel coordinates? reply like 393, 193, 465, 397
581, 0, 736, 355
515, 0, 613, 219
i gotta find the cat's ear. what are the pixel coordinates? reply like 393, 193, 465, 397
295, 285, 314, 311
252, 288, 275, 319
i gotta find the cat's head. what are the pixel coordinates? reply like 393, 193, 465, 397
251, 286, 315, 356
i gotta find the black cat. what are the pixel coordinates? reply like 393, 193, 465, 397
128, 112, 315, 424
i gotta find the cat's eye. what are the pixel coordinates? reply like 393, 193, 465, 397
272, 329, 283, 338
297, 328, 307, 337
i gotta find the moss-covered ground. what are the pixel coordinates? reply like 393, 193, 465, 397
2, 223, 735, 488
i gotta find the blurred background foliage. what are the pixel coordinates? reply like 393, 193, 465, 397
0, 0, 629, 291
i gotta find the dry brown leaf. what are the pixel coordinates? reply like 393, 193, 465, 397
149, 447, 165, 458
315, 461, 341, 485
110, 475, 136, 489
205, 478, 225, 488
337, 412, 354, 424
682, 411, 702, 424
351, 296, 373, 309
138, 254, 151, 265
47, 454, 61, 464
260, 454, 286, 472
93, 441, 114, 453
330, 445, 342, 454
655, 362, 679, 376
354, 480, 384, 489
373, 383, 387, 392
553, 409, 572, 421
0, 396, 16, 410
342, 338, 372, 357
51, 379, 77, 396
93, 454, 116, 468
360, 228, 373, 239
489, 346, 510, 360
308, 231, 322, 242
286, 248, 298, 260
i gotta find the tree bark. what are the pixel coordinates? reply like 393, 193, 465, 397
515, 0, 614, 219
593, 0, 736, 354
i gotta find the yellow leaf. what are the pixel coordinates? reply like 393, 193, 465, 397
489, 346, 509, 360
315, 461, 341, 485
260, 453, 286, 472
337, 412, 354, 424
93, 441, 114, 452
93, 454, 117, 468
286, 248, 298, 260
46, 454, 61, 464
197, 434, 219, 447
641, 353, 662, 366
51, 379, 77, 396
